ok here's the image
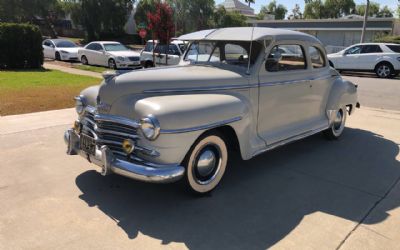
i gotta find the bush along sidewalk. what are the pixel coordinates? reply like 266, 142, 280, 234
0, 23, 43, 69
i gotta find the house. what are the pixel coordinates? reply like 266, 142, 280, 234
248, 17, 400, 48
219, 0, 256, 19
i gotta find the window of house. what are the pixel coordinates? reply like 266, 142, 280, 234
309, 46, 326, 69
266, 45, 306, 72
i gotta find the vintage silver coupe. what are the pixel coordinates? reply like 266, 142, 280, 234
65, 27, 359, 194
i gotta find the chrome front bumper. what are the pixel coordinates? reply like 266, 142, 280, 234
64, 129, 185, 183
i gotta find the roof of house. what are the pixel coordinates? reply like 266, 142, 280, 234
178, 27, 321, 44
219, 0, 255, 16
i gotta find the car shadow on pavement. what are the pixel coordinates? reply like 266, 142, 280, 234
75, 128, 400, 249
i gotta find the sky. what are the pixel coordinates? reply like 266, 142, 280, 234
215, 0, 399, 15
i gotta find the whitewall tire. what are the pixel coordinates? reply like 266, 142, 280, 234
324, 107, 347, 140
184, 132, 228, 194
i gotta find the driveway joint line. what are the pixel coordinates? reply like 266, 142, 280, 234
0, 123, 71, 136
336, 175, 400, 249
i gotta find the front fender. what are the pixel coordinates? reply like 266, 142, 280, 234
133, 94, 250, 165
326, 77, 358, 121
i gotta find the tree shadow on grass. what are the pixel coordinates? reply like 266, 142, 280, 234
75, 128, 400, 249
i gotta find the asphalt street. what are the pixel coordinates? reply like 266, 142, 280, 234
0, 74, 399, 250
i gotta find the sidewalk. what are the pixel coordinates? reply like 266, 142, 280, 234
43, 62, 102, 79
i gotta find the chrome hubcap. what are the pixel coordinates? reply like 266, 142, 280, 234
378, 65, 390, 77
333, 110, 343, 130
109, 61, 115, 69
196, 150, 216, 177
193, 145, 221, 185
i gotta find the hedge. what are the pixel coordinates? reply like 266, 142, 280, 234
374, 35, 400, 44
0, 23, 43, 69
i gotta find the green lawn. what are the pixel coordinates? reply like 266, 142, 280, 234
0, 69, 100, 116
72, 65, 109, 73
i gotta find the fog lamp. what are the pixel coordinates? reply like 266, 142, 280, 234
122, 139, 135, 154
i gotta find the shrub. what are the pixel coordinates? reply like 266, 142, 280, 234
374, 35, 400, 44
0, 23, 43, 69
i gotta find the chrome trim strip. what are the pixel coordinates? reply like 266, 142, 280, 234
253, 124, 329, 157
143, 84, 258, 93
160, 116, 242, 134
94, 114, 140, 128
259, 79, 309, 87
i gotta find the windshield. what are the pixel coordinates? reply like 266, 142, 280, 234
55, 40, 77, 48
104, 43, 130, 51
184, 40, 261, 68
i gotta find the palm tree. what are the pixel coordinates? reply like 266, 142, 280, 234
245, 0, 255, 7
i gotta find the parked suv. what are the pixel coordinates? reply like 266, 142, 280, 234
140, 40, 186, 67
328, 43, 400, 78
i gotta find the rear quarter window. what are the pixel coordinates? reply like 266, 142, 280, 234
387, 45, 400, 53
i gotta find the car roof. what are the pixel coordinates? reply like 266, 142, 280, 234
351, 43, 400, 46
178, 27, 321, 44
91, 41, 121, 44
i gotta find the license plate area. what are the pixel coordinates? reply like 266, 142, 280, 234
80, 134, 96, 155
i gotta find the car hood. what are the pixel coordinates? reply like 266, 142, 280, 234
97, 64, 248, 115
57, 47, 79, 54
106, 50, 140, 57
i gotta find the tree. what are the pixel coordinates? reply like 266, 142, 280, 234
324, 0, 355, 18
377, 6, 393, 18
257, 1, 287, 20
135, 0, 158, 29
289, 4, 302, 19
213, 6, 247, 28
304, 0, 324, 19
147, 2, 174, 44
187, 0, 215, 30
78, 0, 130, 41
356, 1, 379, 17
245, 0, 255, 7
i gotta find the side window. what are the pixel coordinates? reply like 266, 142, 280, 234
345, 46, 362, 55
43, 40, 50, 46
144, 42, 154, 52
309, 46, 326, 69
266, 45, 306, 72
224, 43, 248, 66
361, 45, 382, 54
86, 43, 96, 50
94, 44, 103, 51
169, 45, 181, 56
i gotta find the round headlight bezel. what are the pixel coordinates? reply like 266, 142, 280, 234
74, 95, 86, 115
140, 115, 161, 141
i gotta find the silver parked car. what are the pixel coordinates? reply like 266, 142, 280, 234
65, 27, 359, 194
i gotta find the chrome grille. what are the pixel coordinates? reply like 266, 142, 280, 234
81, 109, 140, 157
128, 56, 140, 61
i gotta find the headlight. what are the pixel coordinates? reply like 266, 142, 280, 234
140, 115, 160, 141
117, 56, 126, 61
74, 95, 86, 115
60, 50, 69, 54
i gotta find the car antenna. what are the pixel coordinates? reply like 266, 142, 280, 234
246, 25, 255, 75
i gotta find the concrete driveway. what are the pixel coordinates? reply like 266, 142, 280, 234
1, 82, 400, 249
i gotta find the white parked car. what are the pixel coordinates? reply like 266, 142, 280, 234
78, 41, 141, 69
140, 40, 186, 67
65, 27, 359, 194
328, 43, 400, 78
42, 39, 80, 61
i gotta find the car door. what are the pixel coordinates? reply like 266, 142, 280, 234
339, 45, 363, 70
43, 40, 55, 59
358, 45, 383, 70
308, 45, 334, 122
166, 44, 181, 65
83, 43, 97, 65
258, 43, 315, 145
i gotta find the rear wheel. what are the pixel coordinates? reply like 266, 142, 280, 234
183, 132, 228, 194
145, 61, 154, 68
324, 108, 347, 140
375, 62, 394, 78
81, 56, 88, 65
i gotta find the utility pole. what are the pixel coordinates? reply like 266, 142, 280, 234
360, 0, 370, 43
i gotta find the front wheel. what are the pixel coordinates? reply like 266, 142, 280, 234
108, 59, 117, 69
324, 108, 347, 140
183, 132, 228, 194
55, 52, 61, 61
